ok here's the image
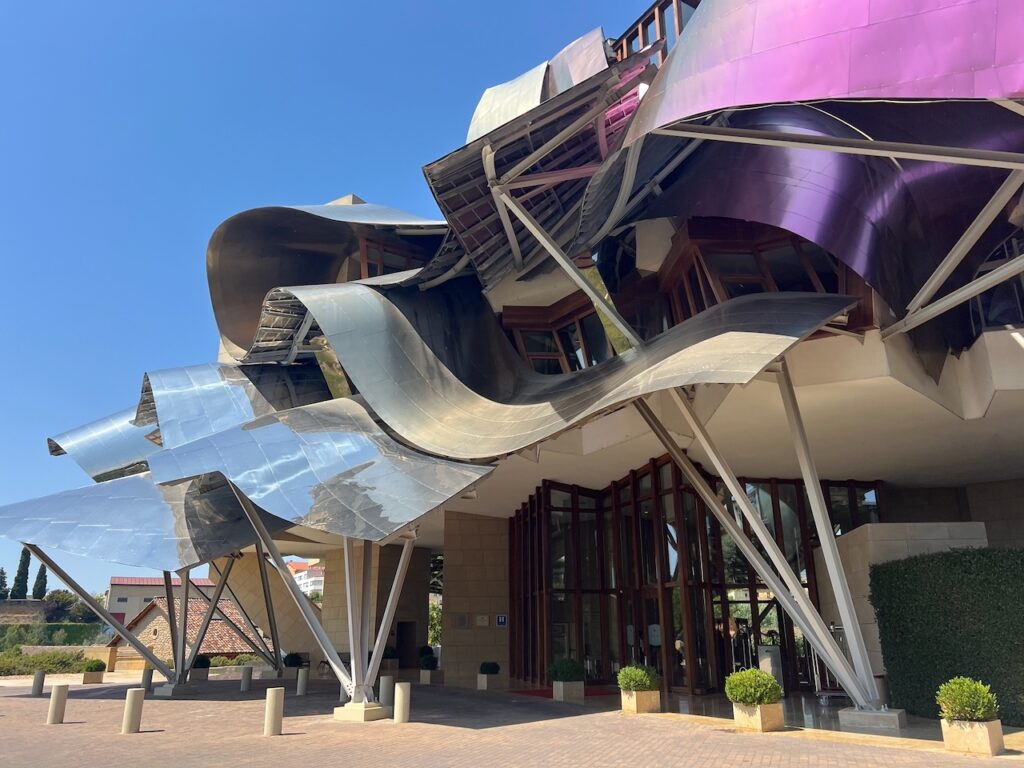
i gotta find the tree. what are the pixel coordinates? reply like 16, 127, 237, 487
428, 600, 442, 646
31, 564, 47, 600
10, 547, 30, 600
44, 589, 77, 622
69, 600, 99, 623
0, 567, 8, 600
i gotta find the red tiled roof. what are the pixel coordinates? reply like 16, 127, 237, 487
109, 576, 215, 587
109, 597, 272, 654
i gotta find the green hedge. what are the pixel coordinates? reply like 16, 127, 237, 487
870, 548, 1024, 726
0, 648, 92, 675
0, 623, 104, 651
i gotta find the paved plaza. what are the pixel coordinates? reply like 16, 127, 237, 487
1, 674, 1020, 767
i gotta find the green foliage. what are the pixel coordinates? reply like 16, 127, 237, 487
31, 564, 47, 600
0, 623, 106, 651
231, 653, 261, 666
283, 652, 303, 668
43, 590, 77, 622
82, 659, 106, 673
419, 644, 435, 659
548, 657, 585, 682
307, 590, 322, 603
870, 548, 1024, 727
208, 656, 233, 667
428, 602, 442, 646
479, 661, 500, 675
0, 567, 8, 600
0, 648, 91, 675
11, 547, 30, 600
724, 668, 783, 706
419, 654, 438, 671
936, 677, 999, 722
192, 654, 212, 669
68, 600, 99, 623
617, 664, 661, 692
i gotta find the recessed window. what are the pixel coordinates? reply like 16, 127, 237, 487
116, 597, 128, 603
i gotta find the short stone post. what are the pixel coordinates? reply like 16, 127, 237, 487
264, 687, 284, 736
296, 667, 309, 697
121, 688, 145, 734
379, 675, 395, 708
46, 684, 69, 725
394, 682, 411, 724
141, 667, 154, 693
240, 665, 253, 693
31, 670, 45, 697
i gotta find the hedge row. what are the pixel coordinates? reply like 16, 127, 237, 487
0, 648, 93, 676
869, 547, 1024, 726
0, 623, 105, 652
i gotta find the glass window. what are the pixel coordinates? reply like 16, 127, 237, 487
777, 483, 806, 581
550, 488, 572, 509
530, 358, 563, 375
579, 511, 601, 590
638, 473, 652, 496
581, 594, 604, 680
723, 279, 766, 299
556, 322, 586, 371
802, 243, 839, 293
603, 500, 618, 589
551, 592, 577, 661
828, 486, 853, 535
658, 462, 673, 491
721, 532, 749, 585
762, 244, 817, 292
703, 251, 760, 276
521, 330, 559, 355
607, 594, 621, 672
854, 486, 879, 526
550, 510, 573, 589
578, 493, 597, 510
662, 492, 679, 582
621, 504, 635, 587
669, 586, 686, 687
579, 313, 611, 365
639, 499, 658, 584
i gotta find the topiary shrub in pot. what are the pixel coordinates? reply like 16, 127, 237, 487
381, 645, 399, 673
477, 661, 500, 691
725, 668, 784, 732
419, 649, 443, 685
617, 665, 662, 714
937, 677, 1004, 756
81, 658, 106, 685
281, 651, 304, 679
548, 657, 585, 704
189, 653, 211, 682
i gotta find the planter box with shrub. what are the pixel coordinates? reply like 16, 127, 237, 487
382, 646, 399, 673
549, 658, 585, 704
189, 654, 211, 682
82, 659, 106, 685
937, 677, 1004, 756
617, 665, 661, 714
419, 649, 443, 684
478, 661, 500, 690
280, 652, 304, 679
725, 668, 784, 732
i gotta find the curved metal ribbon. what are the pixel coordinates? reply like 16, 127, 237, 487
47, 408, 159, 482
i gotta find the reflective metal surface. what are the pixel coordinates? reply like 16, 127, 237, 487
236, 283, 852, 460
0, 473, 285, 570
148, 398, 492, 542
47, 408, 159, 482
135, 362, 332, 449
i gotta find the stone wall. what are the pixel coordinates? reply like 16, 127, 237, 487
441, 511, 509, 689
878, 484, 969, 523
965, 479, 1024, 550
0, 600, 46, 625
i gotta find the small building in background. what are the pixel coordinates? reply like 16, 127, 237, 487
105, 576, 214, 625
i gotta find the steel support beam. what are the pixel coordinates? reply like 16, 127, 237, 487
25, 545, 174, 681
184, 557, 234, 674
360, 539, 372, 686
907, 169, 1024, 313
500, 163, 602, 190
633, 397, 872, 708
162, 570, 178, 671
776, 360, 880, 704
483, 144, 524, 270
343, 537, 368, 702
253, 539, 283, 674
174, 569, 190, 684
365, 534, 416, 690
284, 312, 316, 364
229, 483, 355, 693
207, 560, 274, 660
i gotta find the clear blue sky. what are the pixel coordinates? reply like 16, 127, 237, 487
0, 1, 641, 593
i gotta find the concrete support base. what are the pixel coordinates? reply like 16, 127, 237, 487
333, 701, 390, 722
838, 707, 907, 732
151, 683, 193, 698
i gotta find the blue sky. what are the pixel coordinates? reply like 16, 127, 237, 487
0, 1, 641, 592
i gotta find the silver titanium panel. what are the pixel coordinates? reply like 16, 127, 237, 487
239, 287, 853, 460
147, 398, 492, 542
135, 363, 332, 449
0, 473, 282, 571
47, 408, 160, 482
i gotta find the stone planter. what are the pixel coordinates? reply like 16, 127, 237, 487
189, 667, 209, 682
941, 719, 1004, 756
732, 702, 785, 732
552, 680, 584, 704
419, 669, 444, 685
82, 671, 105, 685
620, 689, 661, 714
477, 673, 497, 691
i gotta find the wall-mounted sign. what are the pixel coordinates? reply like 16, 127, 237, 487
496, 614, 507, 627
475, 614, 490, 627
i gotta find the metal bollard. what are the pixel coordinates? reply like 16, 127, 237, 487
240, 665, 253, 693
296, 667, 308, 697
46, 684, 69, 725
264, 687, 284, 736
31, 669, 45, 697
394, 682, 411, 723
379, 675, 395, 708
121, 688, 145, 734
141, 667, 154, 693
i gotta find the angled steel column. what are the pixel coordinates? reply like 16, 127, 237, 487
26, 545, 174, 681
776, 359, 880, 704
228, 483, 354, 694
633, 398, 872, 708
360, 539, 372, 685
188, 572, 276, 668
253, 539, 283, 673
184, 556, 234, 673
162, 571, 178, 671
343, 537, 368, 702
207, 560, 274, 660
365, 534, 416, 690
175, 569, 190, 684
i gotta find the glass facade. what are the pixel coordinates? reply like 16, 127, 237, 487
508, 461, 880, 694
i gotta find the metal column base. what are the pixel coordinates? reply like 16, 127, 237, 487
333, 701, 390, 722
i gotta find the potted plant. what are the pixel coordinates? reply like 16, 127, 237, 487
549, 657, 585, 704
282, 652, 303, 679
478, 661, 500, 690
82, 658, 106, 684
419, 649, 443, 684
381, 645, 399, 673
936, 676, 1004, 756
617, 664, 661, 714
725, 668, 784, 732
189, 653, 211, 682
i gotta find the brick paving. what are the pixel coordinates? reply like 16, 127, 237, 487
0, 677, 1017, 767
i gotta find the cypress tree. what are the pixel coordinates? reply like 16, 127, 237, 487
11, 547, 30, 600
0, 567, 8, 600
31, 564, 47, 600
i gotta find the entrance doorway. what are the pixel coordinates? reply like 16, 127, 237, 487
396, 621, 418, 668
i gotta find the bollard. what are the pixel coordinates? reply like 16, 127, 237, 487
31, 670, 45, 698
394, 682, 411, 724
264, 687, 284, 736
121, 688, 145, 734
240, 665, 253, 693
141, 667, 154, 693
379, 675, 395, 708
46, 684, 69, 725
296, 667, 308, 697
